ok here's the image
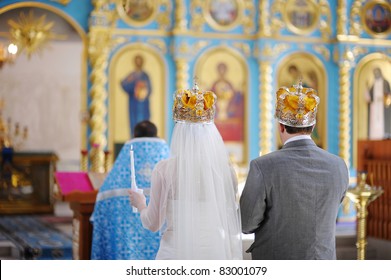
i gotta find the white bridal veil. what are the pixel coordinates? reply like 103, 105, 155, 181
166, 121, 243, 259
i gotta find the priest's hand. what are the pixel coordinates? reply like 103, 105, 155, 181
128, 189, 147, 211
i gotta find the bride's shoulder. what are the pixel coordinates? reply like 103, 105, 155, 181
154, 157, 175, 171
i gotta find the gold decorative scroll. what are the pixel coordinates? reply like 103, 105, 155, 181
313, 45, 330, 61
173, 0, 187, 32
147, 38, 167, 54
175, 41, 209, 58
155, 0, 171, 30
233, 42, 251, 57
174, 58, 189, 92
337, 0, 348, 36
258, 0, 271, 36
242, 0, 256, 34
349, 0, 365, 36
319, 0, 332, 40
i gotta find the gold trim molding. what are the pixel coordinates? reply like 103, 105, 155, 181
50, 0, 71, 6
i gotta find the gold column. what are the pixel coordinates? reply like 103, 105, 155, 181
175, 58, 189, 90
258, 0, 271, 37
259, 60, 273, 155
173, 0, 187, 32
338, 57, 351, 167
337, 0, 347, 37
346, 173, 383, 260
87, 0, 114, 172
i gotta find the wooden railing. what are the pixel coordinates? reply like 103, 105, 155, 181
358, 140, 391, 241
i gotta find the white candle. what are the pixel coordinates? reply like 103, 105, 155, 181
130, 145, 137, 190
130, 145, 140, 213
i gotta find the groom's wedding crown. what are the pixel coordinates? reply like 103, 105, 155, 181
275, 80, 320, 127
173, 80, 216, 123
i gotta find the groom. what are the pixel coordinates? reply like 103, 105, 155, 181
240, 82, 349, 259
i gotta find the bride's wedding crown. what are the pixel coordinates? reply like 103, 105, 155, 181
173, 80, 216, 123
275, 80, 320, 127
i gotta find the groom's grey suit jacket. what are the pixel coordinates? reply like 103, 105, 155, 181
240, 139, 349, 260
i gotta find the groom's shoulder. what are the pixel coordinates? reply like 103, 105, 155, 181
251, 150, 284, 166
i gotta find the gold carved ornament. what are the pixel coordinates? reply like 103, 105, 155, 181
7, 10, 66, 59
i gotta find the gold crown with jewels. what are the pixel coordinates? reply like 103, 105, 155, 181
173, 81, 216, 123
275, 80, 320, 127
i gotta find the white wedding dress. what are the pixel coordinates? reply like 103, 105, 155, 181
139, 122, 243, 260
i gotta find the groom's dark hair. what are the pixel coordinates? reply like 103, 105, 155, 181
134, 120, 158, 138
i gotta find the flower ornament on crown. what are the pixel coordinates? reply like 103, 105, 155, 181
274, 79, 320, 127
173, 78, 217, 123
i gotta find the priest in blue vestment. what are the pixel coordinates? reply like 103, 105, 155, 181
91, 121, 169, 259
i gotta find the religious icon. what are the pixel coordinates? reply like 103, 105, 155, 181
277, 55, 326, 149
210, 62, 244, 144
122, 0, 154, 22
284, 0, 319, 34
195, 48, 247, 163
364, 67, 391, 139
120, 54, 152, 137
363, 1, 391, 35
208, 0, 239, 27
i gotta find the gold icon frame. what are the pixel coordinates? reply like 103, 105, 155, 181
361, 0, 391, 38
203, 0, 244, 31
282, 0, 320, 35
116, 0, 158, 27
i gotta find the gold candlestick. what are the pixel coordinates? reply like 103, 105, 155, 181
90, 144, 104, 173
80, 150, 88, 172
346, 172, 383, 260
104, 150, 111, 173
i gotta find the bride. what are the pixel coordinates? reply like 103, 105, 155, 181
129, 82, 242, 259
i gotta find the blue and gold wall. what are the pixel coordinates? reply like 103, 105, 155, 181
1, 0, 390, 172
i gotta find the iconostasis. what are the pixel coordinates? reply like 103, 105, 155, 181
0, 0, 390, 172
